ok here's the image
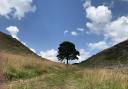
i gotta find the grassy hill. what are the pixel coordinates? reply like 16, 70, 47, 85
78, 40, 128, 68
0, 31, 67, 86
0, 31, 128, 89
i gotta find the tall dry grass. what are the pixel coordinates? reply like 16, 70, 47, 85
3, 68, 128, 89
0, 52, 66, 82
76, 68, 128, 89
0, 52, 128, 89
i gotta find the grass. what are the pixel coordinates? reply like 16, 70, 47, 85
4, 68, 128, 89
76, 68, 128, 89
5, 65, 44, 80
0, 52, 65, 81
3, 67, 128, 89
0, 52, 128, 89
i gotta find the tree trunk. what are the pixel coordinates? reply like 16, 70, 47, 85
66, 59, 68, 64
66, 56, 69, 64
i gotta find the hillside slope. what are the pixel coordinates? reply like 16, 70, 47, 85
79, 40, 128, 67
0, 32, 36, 55
0, 31, 65, 83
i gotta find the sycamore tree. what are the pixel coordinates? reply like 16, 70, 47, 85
57, 41, 80, 64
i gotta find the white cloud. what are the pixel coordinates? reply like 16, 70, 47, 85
84, 2, 112, 36
86, 5, 112, 24
84, 0, 128, 48
64, 30, 69, 34
105, 16, 128, 45
85, 2, 112, 34
65, 28, 84, 36
77, 49, 91, 62
71, 31, 78, 36
65, 29, 84, 36
77, 28, 84, 32
0, 0, 36, 20
39, 49, 58, 62
6, 26, 19, 40
88, 41, 109, 50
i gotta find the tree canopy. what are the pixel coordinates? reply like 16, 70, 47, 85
57, 41, 80, 64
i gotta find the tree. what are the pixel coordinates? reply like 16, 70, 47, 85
57, 41, 80, 64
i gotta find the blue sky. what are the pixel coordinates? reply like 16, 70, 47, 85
0, 0, 128, 63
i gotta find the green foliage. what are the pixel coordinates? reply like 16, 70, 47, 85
57, 41, 80, 64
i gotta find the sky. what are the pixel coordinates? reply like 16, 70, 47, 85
0, 0, 128, 63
